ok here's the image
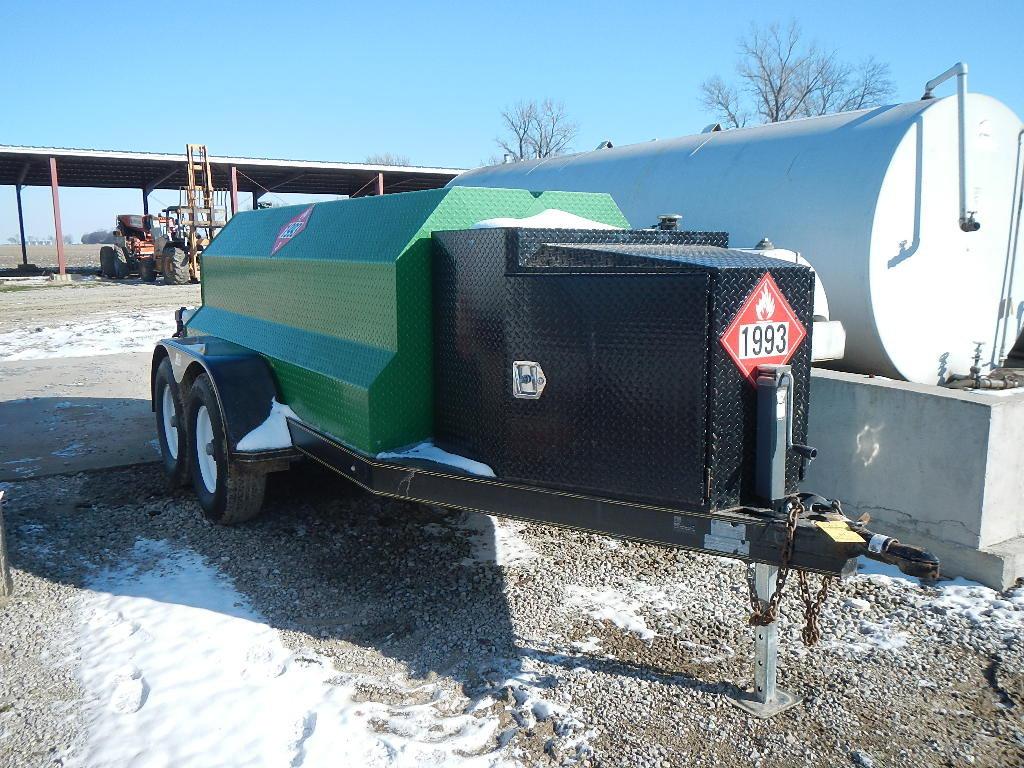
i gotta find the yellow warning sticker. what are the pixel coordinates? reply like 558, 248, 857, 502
815, 520, 865, 544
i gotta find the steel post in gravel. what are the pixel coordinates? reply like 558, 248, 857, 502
0, 491, 13, 606
728, 562, 801, 718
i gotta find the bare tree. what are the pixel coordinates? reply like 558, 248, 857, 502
365, 152, 411, 166
700, 21, 895, 128
497, 99, 578, 161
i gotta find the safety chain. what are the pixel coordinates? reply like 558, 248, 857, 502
746, 496, 834, 646
797, 570, 833, 646
747, 498, 801, 626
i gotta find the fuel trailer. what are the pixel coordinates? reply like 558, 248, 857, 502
151, 186, 937, 717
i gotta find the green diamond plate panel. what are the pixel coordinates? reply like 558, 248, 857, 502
189, 186, 628, 454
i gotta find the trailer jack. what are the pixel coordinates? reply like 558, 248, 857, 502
728, 365, 939, 718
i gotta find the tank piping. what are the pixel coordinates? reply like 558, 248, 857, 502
996, 128, 1024, 364
922, 62, 980, 232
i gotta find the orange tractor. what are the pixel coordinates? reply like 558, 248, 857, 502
98, 145, 226, 284
99, 211, 194, 283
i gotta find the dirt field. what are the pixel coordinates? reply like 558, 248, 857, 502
0, 244, 102, 271
0, 275, 200, 333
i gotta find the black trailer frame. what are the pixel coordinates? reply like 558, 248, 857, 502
288, 418, 860, 576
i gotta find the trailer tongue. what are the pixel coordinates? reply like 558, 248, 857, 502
151, 186, 937, 718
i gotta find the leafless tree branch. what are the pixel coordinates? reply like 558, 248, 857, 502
700, 21, 895, 127
365, 152, 412, 166
496, 99, 578, 160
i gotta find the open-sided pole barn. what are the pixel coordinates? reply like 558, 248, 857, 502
0, 145, 462, 275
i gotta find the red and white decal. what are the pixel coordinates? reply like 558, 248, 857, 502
720, 272, 806, 382
270, 205, 314, 255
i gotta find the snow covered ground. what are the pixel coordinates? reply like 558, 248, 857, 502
0, 309, 175, 361
75, 539, 520, 768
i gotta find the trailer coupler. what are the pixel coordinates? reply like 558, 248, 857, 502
856, 529, 940, 580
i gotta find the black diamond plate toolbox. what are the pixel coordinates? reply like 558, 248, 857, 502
432, 228, 814, 513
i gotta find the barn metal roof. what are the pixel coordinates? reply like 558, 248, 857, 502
0, 145, 464, 196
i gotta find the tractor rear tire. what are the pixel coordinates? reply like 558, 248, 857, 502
186, 374, 267, 524
99, 246, 116, 278
111, 245, 130, 279
139, 259, 157, 282
164, 247, 191, 285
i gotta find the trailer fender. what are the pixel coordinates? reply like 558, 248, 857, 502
151, 337, 297, 465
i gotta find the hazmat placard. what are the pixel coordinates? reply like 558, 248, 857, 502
720, 272, 806, 381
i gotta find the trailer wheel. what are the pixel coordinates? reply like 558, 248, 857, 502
186, 374, 266, 524
153, 359, 189, 487
139, 259, 157, 282
164, 247, 191, 285
111, 245, 130, 279
99, 246, 116, 278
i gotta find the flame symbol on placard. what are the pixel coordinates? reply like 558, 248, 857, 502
755, 286, 775, 321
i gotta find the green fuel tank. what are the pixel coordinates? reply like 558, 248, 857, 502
188, 186, 628, 454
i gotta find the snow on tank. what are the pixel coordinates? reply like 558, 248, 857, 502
455, 89, 1024, 384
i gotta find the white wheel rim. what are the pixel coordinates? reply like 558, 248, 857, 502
195, 405, 218, 494
161, 387, 178, 460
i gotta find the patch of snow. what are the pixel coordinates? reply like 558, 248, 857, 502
236, 398, 301, 451
52, 442, 86, 458
76, 538, 517, 768
3, 457, 40, 478
854, 556, 921, 585
569, 636, 603, 654
377, 441, 496, 478
844, 597, 871, 612
854, 620, 909, 651
564, 585, 657, 642
856, 556, 1024, 630
925, 582, 1024, 628
471, 209, 621, 231
0, 310, 174, 361
456, 512, 537, 568
472, 656, 591, 757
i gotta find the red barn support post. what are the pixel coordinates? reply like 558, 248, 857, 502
48, 157, 68, 280
230, 166, 239, 216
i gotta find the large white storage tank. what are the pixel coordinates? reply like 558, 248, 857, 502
454, 91, 1024, 384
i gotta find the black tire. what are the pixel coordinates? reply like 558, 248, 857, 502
186, 374, 266, 524
153, 358, 190, 487
99, 246, 116, 278
164, 246, 191, 285
111, 245, 130, 279
139, 259, 157, 282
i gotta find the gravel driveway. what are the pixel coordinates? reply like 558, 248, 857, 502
1, 462, 1022, 767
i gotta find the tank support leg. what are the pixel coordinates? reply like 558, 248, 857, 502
727, 562, 801, 718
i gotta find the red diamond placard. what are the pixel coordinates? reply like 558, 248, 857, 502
270, 204, 314, 255
720, 272, 807, 383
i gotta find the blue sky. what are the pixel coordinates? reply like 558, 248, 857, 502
2, 0, 1022, 240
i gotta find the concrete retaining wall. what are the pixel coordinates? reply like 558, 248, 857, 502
806, 370, 1024, 589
